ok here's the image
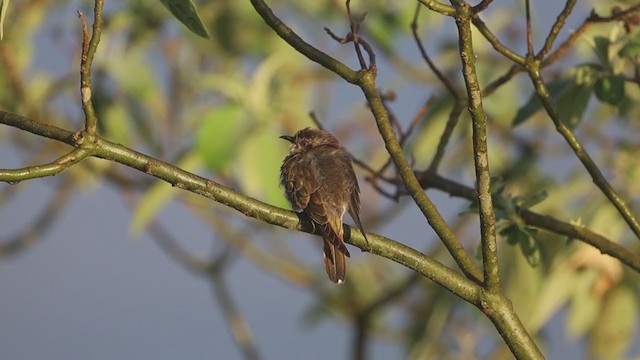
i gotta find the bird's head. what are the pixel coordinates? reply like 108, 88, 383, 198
280, 127, 340, 155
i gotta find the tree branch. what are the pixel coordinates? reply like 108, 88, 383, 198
471, 15, 525, 65
412, 3, 459, 99
417, 0, 456, 16
0, 110, 480, 303
418, 172, 640, 273
249, 0, 359, 84
0, 148, 89, 182
77, 0, 103, 134
251, 0, 483, 284
542, 4, 640, 66
536, 0, 577, 60
526, 66, 640, 241
450, 0, 500, 292
358, 72, 483, 284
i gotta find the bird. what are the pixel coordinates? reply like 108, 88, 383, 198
280, 127, 368, 284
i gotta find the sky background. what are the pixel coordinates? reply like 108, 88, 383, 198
1, 0, 639, 359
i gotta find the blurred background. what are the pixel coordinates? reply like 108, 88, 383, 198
1, 0, 640, 358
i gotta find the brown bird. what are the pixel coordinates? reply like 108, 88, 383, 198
280, 127, 367, 284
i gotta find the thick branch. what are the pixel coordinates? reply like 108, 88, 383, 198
0, 110, 480, 302
358, 72, 483, 284
451, 0, 500, 292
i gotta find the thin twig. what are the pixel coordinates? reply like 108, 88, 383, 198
471, 15, 525, 65
416, 0, 456, 16
323, 1, 377, 73
380, 91, 403, 136
427, 101, 464, 173
0, 148, 90, 182
472, 0, 493, 14
418, 172, 640, 273
482, 64, 521, 97
589, 4, 640, 23
527, 69, 640, 241
346, 0, 367, 70
369, 97, 436, 181
525, 0, 534, 56
251, 0, 359, 84
536, 0, 577, 60
411, 3, 459, 98
543, 4, 640, 66
77, 0, 103, 134
404, 97, 435, 142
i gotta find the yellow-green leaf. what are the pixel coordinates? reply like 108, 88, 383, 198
0, 0, 9, 40
195, 104, 246, 172
566, 269, 600, 338
590, 286, 638, 359
236, 127, 289, 208
528, 262, 575, 332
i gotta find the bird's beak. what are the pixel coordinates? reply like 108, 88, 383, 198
279, 135, 295, 143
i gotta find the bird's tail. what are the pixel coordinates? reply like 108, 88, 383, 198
322, 238, 348, 284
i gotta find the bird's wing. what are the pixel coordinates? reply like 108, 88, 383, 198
282, 152, 350, 257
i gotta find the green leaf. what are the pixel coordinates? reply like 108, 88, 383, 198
528, 262, 575, 332
556, 82, 592, 128
592, 36, 611, 67
130, 152, 203, 235
516, 190, 548, 210
500, 224, 541, 266
519, 228, 540, 266
514, 64, 601, 128
566, 269, 600, 338
160, 0, 210, 39
618, 38, 640, 59
236, 127, 289, 208
594, 74, 625, 105
103, 103, 132, 145
0, 0, 9, 40
506, 242, 543, 326
195, 104, 247, 172
590, 286, 638, 358
407, 292, 453, 357
513, 79, 570, 126
367, 14, 396, 52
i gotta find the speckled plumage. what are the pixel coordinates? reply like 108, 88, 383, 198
280, 128, 366, 284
